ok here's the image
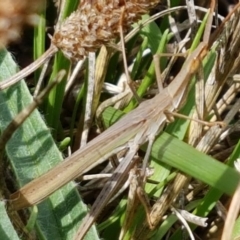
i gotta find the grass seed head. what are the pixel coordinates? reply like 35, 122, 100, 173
52, 0, 159, 61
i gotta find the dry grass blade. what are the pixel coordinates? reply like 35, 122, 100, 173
119, 166, 140, 240
206, 2, 240, 110
0, 46, 58, 90
80, 52, 96, 147
188, 2, 240, 145
221, 182, 240, 240
92, 46, 111, 114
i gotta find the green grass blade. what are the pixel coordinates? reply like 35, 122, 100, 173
102, 107, 240, 195
33, 0, 46, 82
130, 36, 148, 80
0, 201, 20, 240
169, 140, 240, 240
233, 217, 240, 239
124, 29, 170, 112
45, 53, 69, 136
44, 0, 79, 135
101, 106, 240, 239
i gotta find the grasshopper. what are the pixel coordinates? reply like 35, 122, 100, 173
9, 42, 207, 238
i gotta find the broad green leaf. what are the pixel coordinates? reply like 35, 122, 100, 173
0, 201, 19, 240
0, 49, 99, 240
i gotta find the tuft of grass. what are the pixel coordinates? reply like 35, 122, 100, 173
0, 1, 240, 239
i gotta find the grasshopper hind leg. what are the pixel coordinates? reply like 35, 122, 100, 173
141, 136, 155, 181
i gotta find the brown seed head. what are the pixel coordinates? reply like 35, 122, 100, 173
52, 0, 159, 61
0, 0, 43, 48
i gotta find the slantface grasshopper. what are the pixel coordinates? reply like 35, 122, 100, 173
2, 0, 240, 238
9, 41, 207, 238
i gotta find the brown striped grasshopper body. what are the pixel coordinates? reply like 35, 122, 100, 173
10, 42, 207, 239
